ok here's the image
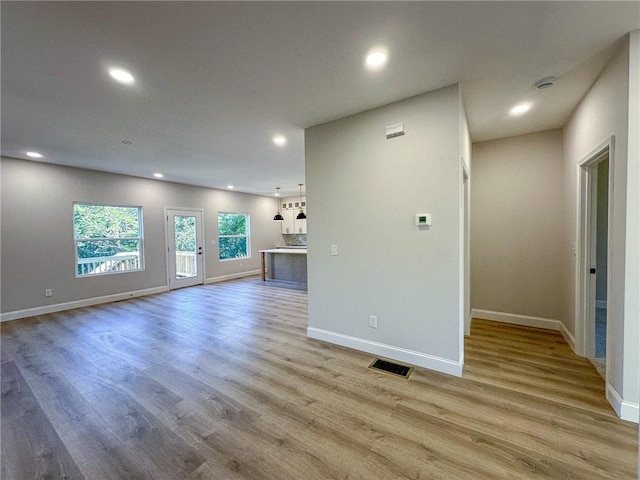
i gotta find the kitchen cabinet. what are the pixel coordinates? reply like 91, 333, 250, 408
280, 196, 306, 234
281, 209, 295, 234
295, 217, 307, 234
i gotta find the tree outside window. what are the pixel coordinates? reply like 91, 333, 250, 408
74, 203, 143, 276
218, 212, 249, 260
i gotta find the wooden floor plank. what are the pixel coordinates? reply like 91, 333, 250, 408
1, 361, 86, 480
1, 278, 637, 479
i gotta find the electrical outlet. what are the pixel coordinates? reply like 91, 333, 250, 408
369, 315, 378, 328
45, 289, 53, 297
330, 244, 338, 256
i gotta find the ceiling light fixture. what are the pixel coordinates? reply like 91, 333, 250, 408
153, 173, 164, 178
365, 50, 388, 69
510, 103, 531, 116
273, 187, 284, 222
26, 151, 43, 158
227, 185, 234, 189
296, 184, 306, 220
109, 67, 135, 85
273, 135, 286, 147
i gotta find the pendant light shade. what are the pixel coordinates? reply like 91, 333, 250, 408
296, 184, 306, 220
273, 187, 284, 222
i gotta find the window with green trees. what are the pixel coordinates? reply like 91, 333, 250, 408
73, 203, 144, 276
218, 212, 249, 260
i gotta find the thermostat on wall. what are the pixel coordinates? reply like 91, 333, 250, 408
415, 213, 431, 227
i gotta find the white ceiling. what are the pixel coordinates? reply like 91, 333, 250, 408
2, 1, 638, 197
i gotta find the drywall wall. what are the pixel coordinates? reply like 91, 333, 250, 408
305, 84, 465, 375
0, 157, 282, 316
471, 130, 567, 323
563, 33, 638, 421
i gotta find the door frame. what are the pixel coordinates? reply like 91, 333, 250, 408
461, 159, 471, 337
575, 135, 614, 369
165, 207, 205, 290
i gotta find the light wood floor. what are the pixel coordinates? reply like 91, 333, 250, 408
1, 278, 637, 479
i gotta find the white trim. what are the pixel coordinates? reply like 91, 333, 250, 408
205, 270, 262, 284
0, 286, 169, 323
307, 327, 463, 377
559, 322, 576, 353
606, 383, 639, 423
575, 135, 614, 358
471, 308, 576, 352
471, 308, 563, 331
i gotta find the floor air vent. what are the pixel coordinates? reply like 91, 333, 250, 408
369, 358, 413, 379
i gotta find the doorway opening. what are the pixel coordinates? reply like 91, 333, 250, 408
592, 157, 609, 377
576, 136, 613, 380
165, 208, 204, 289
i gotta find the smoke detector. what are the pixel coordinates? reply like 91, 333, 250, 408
535, 77, 557, 90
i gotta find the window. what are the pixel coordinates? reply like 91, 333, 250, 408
218, 212, 249, 260
73, 203, 144, 276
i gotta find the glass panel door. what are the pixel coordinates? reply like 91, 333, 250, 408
174, 215, 198, 278
166, 209, 204, 289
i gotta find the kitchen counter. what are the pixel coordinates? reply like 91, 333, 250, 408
259, 248, 307, 283
260, 248, 307, 254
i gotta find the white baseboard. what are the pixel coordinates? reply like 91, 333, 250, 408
471, 308, 563, 331
205, 270, 261, 284
471, 308, 576, 353
595, 300, 607, 309
0, 286, 169, 323
558, 323, 576, 352
1, 271, 262, 322
307, 327, 463, 377
606, 383, 640, 423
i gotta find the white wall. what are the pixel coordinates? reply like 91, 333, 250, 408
471, 130, 568, 326
629, 28, 640, 474
563, 33, 638, 421
305, 84, 465, 376
1, 157, 282, 318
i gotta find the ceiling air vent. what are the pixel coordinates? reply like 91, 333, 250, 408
535, 77, 557, 90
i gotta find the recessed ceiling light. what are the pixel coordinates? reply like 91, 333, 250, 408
273, 135, 286, 147
109, 67, 135, 85
227, 185, 234, 189
365, 50, 388, 69
26, 151, 43, 158
510, 103, 531, 116
153, 173, 164, 178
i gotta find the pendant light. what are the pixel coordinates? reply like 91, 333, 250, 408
273, 187, 284, 222
296, 183, 306, 220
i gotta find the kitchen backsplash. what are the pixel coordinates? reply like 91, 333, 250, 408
282, 234, 307, 246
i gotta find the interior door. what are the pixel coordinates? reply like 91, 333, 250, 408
166, 208, 204, 289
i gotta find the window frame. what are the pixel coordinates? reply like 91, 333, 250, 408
217, 212, 251, 261
73, 202, 145, 277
